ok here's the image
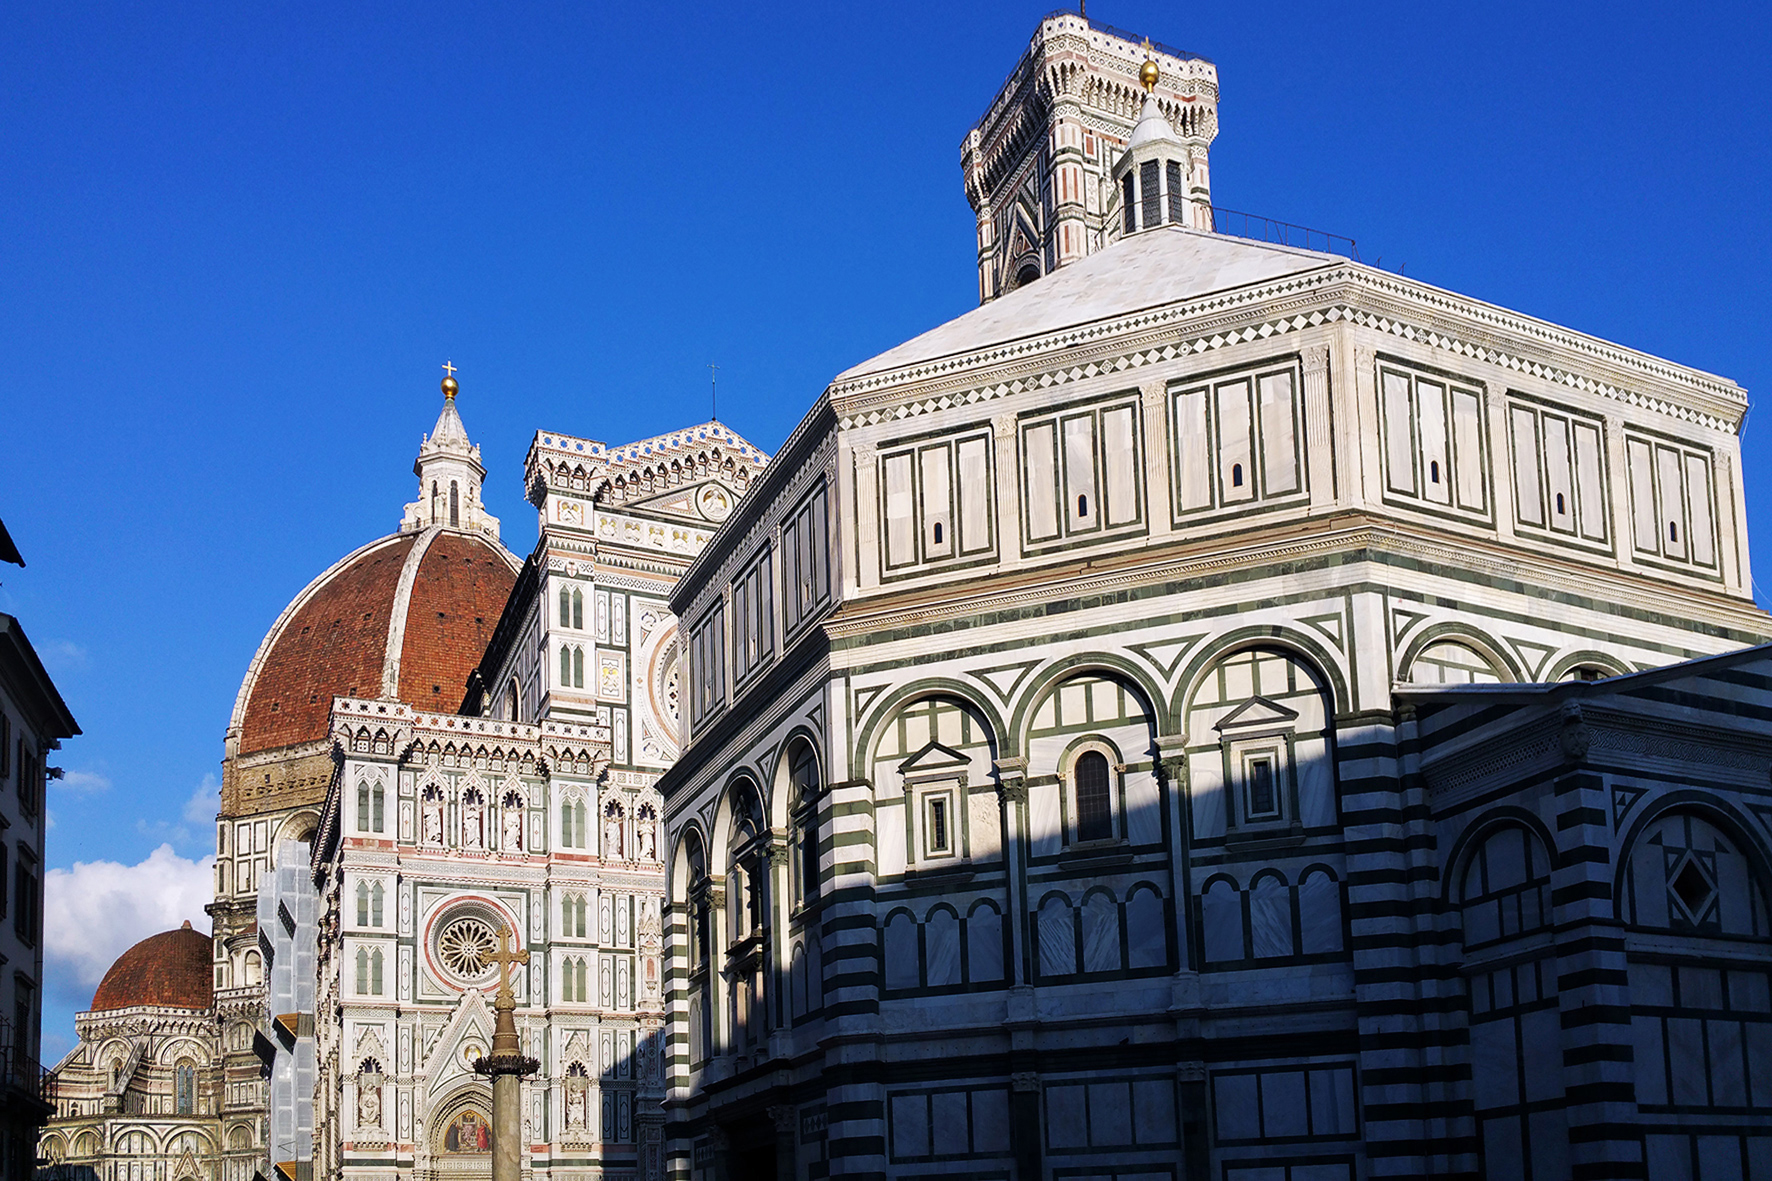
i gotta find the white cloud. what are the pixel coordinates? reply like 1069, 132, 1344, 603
55, 769, 111, 794
39, 639, 88, 674
182, 774, 220, 825
45, 845, 214, 1002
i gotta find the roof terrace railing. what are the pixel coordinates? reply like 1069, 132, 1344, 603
1208, 205, 1363, 264
1040, 10, 1209, 62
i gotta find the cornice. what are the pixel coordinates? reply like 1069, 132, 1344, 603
826, 266, 1744, 436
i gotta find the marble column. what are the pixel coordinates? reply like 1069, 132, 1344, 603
476, 934, 539, 1181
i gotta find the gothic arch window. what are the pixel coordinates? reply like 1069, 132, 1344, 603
726, 780, 770, 1053
356, 778, 384, 834
243, 949, 262, 986
371, 881, 384, 927
1016, 263, 1040, 288
356, 945, 384, 995
449, 480, 459, 528
431, 481, 441, 521
504, 679, 521, 722
683, 828, 713, 1064
356, 880, 370, 926
174, 1060, 196, 1114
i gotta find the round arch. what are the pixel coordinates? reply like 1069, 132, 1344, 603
851, 678, 1007, 772
1394, 622, 1523, 686
770, 726, 825, 829
1008, 653, 1169, 753
707, 768, 769, 857
1544, 649, 1631, 683
1170, 627, 1350, 721
1612, 790, 1772, 926
1439, 805, 1559, 905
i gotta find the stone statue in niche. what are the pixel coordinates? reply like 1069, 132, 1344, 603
358, 1082, 382, 1130
462, 790, 484, 850
566, 1083, 587, 1128
501, 795, 524, 852
636, 810, 656, 861
421, 788, 444, 845
603, 806, 623, 858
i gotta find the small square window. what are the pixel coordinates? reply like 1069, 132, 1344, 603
1242, 750, 1282, 821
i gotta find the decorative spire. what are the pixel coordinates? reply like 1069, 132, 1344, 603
400, 366, 502, 541
1139, 39, 1159, 93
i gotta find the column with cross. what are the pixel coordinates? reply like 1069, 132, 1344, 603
474, 923, 539, 1181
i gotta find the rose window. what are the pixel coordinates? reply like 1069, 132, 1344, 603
437, 916, 498, 980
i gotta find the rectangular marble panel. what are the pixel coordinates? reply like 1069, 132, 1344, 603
1029, 782, 1062, 857
883, 451, 916, 568
920, 444, 953, 560
1418, 379, 1449, 504
1258, 370, 1298, 495
931, 1091, 968, 1154
1574, 419, 1606, 540
1023, 421, 1060, 541
968, 789, 1000, 860
1133, 1078, 1176, 1143
1627, 437, 1658, 552
1124, 769, 1160, 847
1216, 378, 1254, 503
1452, 386, 1485, 510
1657, 443, 1687, 559
1544, 414, 1574, 532
878, 801, 906, 877
1045, 1084, 1086, 1148
1511, 407, 1542, 525
957, 434, 992, 554
1063, 412, 1099, 531
1686, 452, 1715, 566
1214, 1073, 1258, 1140
971, 1088, 1010, 1152
1102, 403, 1139, 524
1382, 370, 1415, 495
1174, 387, 1211, 511
1090, 1080, 1133, 1144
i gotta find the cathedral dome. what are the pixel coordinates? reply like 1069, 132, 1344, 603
232, 527, 519, 755
90, 921, 213, 1012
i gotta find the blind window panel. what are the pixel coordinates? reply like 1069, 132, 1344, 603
1101, 404, 1140, 525
1451, 387, 1486, 510
1140, 160, 1161, 228
1023, 421, 1061, 541
1122, 174, 1136, 233
882, 452, 916, 568
1417, 380, 1450, 504
1685, 453, 1715, 566
956, 436, 992, 554
1573, 422, 1607, 542
1166, 160, 1185, 224
1173, 387, 1212, 511
1510, 407, 1543, 527
1656, 444, 1687, 560
1257, 371, 1299, 496
1543, 415, 1576, 534
1627, 437, 1659, 553
1382, 370, 1417, 495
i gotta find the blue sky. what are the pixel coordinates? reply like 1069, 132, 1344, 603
5, 1, 1769, 1057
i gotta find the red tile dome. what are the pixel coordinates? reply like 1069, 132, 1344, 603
232, 529, 519, 756
90, 921, 214, 1012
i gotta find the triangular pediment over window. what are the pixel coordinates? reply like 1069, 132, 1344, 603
898, 741, 970, 774
1214, 695, 1299, 731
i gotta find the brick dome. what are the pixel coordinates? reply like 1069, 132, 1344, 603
90, 921, 214, 1012
232, 529, 519, 756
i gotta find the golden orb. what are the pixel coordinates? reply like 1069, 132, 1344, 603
442, 374, 459, 399
1139, 58, 1160, 92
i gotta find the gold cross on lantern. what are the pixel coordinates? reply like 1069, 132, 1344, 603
442, 360, 458, 379
488, 923, 530, 1005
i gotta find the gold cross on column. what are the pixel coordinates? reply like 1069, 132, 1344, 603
488, 923, 530, 1005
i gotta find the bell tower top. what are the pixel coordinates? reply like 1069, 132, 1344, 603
401, 365, 502, 541
962, 14, 1219, 302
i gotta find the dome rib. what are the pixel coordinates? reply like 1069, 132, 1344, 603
90, 922, 212, 1013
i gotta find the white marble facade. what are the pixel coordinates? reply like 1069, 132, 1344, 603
655, 54, 1772, 1181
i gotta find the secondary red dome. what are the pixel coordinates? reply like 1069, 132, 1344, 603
233, 530, 518, 756
91, 921, 213, 1012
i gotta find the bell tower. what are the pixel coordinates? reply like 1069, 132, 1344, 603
961, 13, 1219, 302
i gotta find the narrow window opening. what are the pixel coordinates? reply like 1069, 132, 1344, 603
1429, 460, 1441, 484
926, 797, 950, 855
559, 585, 570, 627
1122, 174, 1136, 234
573, 646, 585, 688
1231, 463, 1243, 488
1077, 493, 1089, 517
931, 521, 943, 545
1555, 492, 1566, 515
1248, 757, 1277, 816
1669, 521, 1679, 543
1075, 751, 1113, 842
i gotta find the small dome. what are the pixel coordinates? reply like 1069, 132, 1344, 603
91, 922, 213, 1012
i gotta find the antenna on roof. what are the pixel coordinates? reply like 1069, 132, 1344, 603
708, 363, 719, 422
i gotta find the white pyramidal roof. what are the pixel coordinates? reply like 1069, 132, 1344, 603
838, 226, 1340, 381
